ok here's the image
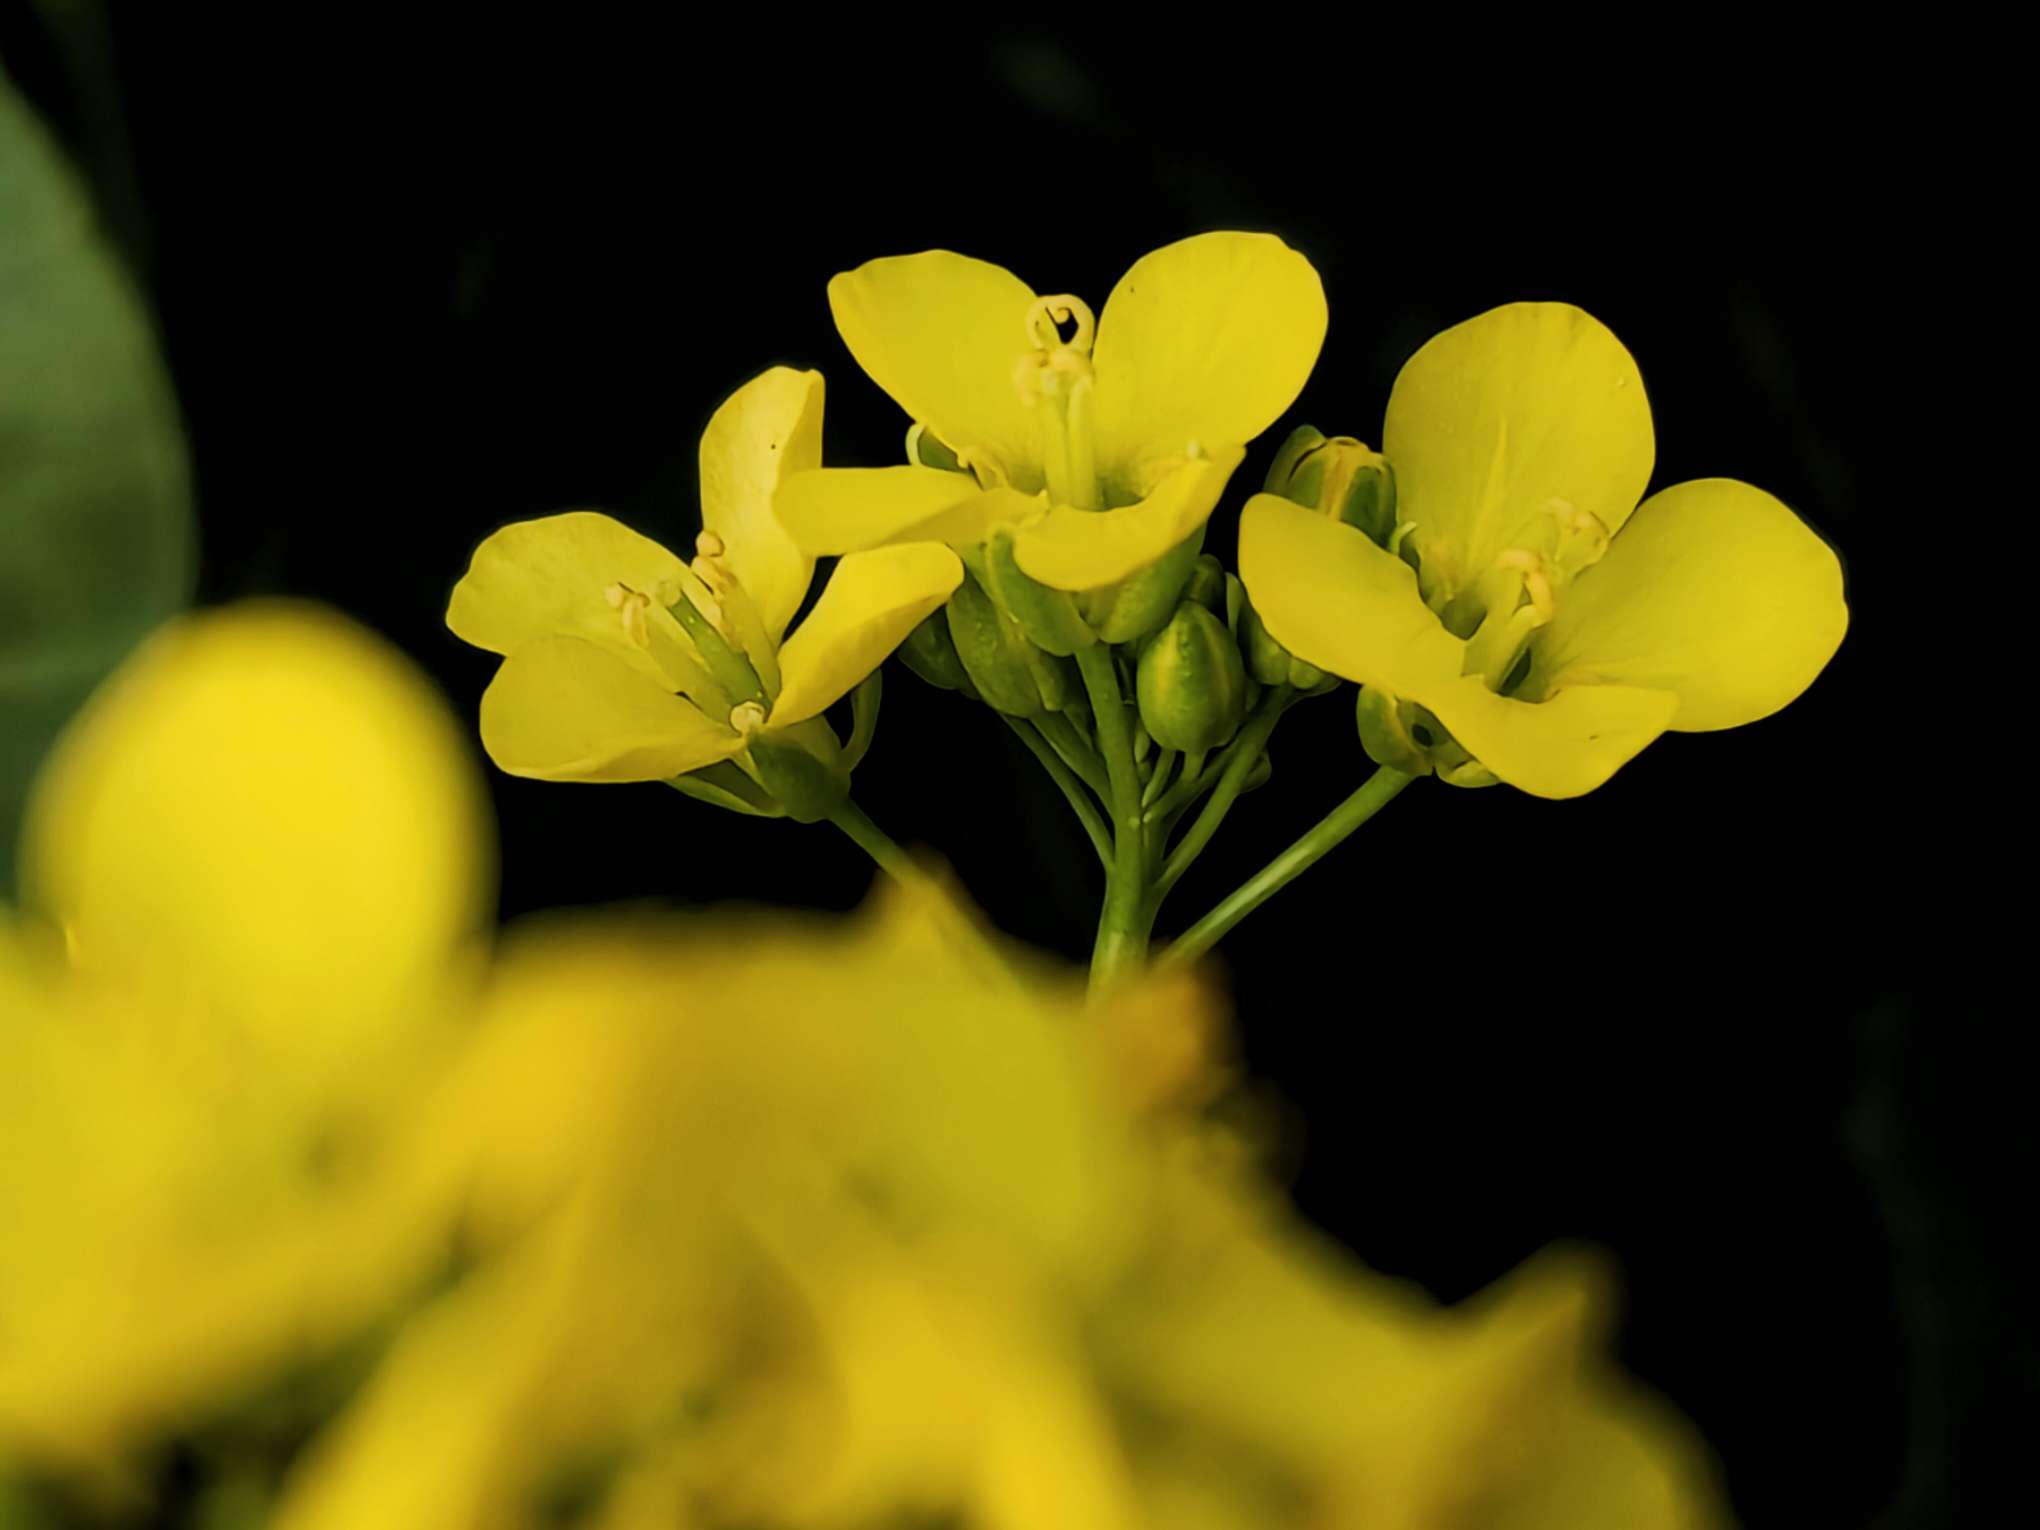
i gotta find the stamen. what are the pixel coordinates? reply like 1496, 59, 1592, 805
605, 582, 653, 647
729, 700, 768, 739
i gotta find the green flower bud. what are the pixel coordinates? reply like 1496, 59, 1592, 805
1080, 527, 1205, 645
1354, 687, 1498, 788
1137, 601, 1248, 754
1228, 575, 1338, 694
897, 609, 978, 698
1182, 553, 1228, 615
981, 527, 1098, 657
943, 566, 1074, 717
1265, 425, 1398, 544
743, 715, 851, 823
1354, 685, 1433, 777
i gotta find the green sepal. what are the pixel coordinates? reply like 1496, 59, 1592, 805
842, 670, 882, 771
1339, 453, 1397, 543
1355, 686, 1434, 777
744, 716, 851, 823
897, 609, 978, 697
906, 421, 963, 472
942, 565, 1072, 718
1080, 525, 1206, 644
666, 759, 788, 819
1263, 425, 1326, 493
1432, 736, 1500, 789
1136, 602, 1248, 755
982, 525, 1097, 656
1265, 427, 1398, 545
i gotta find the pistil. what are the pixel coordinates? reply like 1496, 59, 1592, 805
1016, 293, 1102, 511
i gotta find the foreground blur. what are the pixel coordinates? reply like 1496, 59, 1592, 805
0, 604, 1729, 1528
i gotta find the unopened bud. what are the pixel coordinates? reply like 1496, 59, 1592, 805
1265, 425, 1397, 544
1137, 602, 1248, 754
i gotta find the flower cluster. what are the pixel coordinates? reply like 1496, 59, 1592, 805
1, 223, 1846, 1528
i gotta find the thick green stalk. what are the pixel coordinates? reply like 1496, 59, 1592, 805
1161, 768, 1415, 968
1073, 644, 1152, 991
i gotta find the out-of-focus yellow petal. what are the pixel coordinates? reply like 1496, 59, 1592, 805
699, 366, 823, 641
1012, 449, 1244, 592
1422, 1251, 1732, 1529
770, 545, 963, 728
1239, 495, 1678, 797
478, 635, 740, 782
445, 511, 688, 676
19, 602, 490, 1050
1090, 233, 1326, 486
1528, 477, 1848, 733
1384, 303, 1654, 597
775, 464, 1004, 556
829, 250, 1043, 479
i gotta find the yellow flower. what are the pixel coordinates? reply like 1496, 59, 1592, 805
446, 367, 961, 806
275, 884, 1729, 1530
1240, 303, 1848, 797
0, 602, 491, 1468
775, 233, 1327, 594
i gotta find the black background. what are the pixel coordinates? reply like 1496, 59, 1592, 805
3, 10, 2007, 1527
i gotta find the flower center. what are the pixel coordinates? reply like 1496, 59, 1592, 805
1011, 293, 1102, 511
1447, 499, 1612, 692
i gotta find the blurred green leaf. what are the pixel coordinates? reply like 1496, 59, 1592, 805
2, 66, 193, 897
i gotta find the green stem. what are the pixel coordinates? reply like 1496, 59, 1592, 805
1073, 644, 1152, 991
826, 798, 1010, 979
1161, 768, 1415, 968
1033, 709, 1109, 798
1002, 716, 1111, 868
826, 797, 922, 887
1156, 689, 1293, 893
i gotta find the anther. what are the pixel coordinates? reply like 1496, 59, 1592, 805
605, 582, 653, 646
729, 700, 768, 738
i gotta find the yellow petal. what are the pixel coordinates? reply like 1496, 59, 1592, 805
699, 366, 823, 641
446, 510, 687, 674
775, 465, 1002, 556
479, 635, 739, 782
1425, 676, 1681, 800
1528, 477, 1848, 733
18, 601, 490, 1053
1012, 449, 1244, 592
1384, 303, 1654, 597
1090, 233, 1326, 485
1238, 496, 1677, 797
770, 545, 963, 727
1237, 493, 1465, 697
829, 250, 1042, 479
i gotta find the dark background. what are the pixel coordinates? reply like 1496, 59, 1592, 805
3, 10, 2008, 1527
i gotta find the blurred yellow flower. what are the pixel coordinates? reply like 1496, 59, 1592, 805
277, 889, 1731, 1530
2, 599, 1733, 1530
1241, 303, 1848, 797
776, 233, 1327, 593
447, 367, 959, 802
0, 602, 492, 1470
